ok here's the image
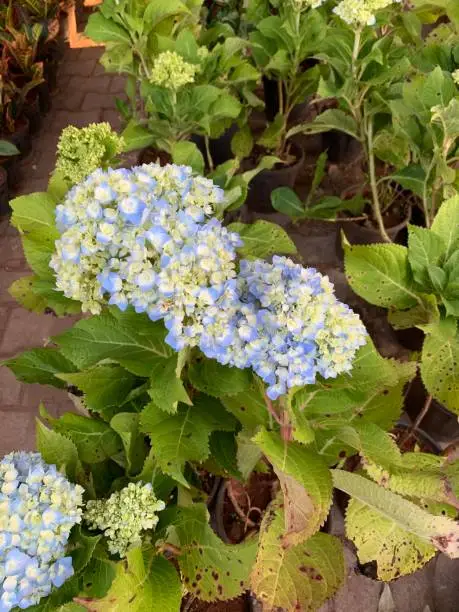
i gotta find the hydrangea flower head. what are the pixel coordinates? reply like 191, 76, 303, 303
198, 257, 367, 400
55, 123, 125, 185
333, 0, 401, 27
85, 482, 165, 557
50, 163, 227, 317
0, 452, 83, 611
150, 51, 198, 90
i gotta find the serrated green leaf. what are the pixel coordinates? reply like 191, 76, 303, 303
221, 378, 269, 429
287, 108, 359, 141
254, 429, 332, 546
390, 165, 426, 198
49, 413, 123, 464
80, 548, 181, 612
231, 126, 254, 159
22, 229, 57, 279
9, 276, 48, 313
54, 310, 172, 377
81, 557, 117, 599
57, 365, 136, 415
121, 120, 155, 152
206, 431, 242, 479
166, 504, 257, 601
236, 429, 264, 480
110, 413, 146, 475
421, 318, 459, 414
4, 348, 76, 387
10, 276, 81, 316
188, 357, 252, 397
171, 141, 204, 175
48, 170, 70, 202
227, 220, 296, 259
10, 192, 57, 234
344, 242, 419, 309
346, 498, 436, 581
271, 187, 305, 218
70, 527, 101, 575
408, 224, 446, 288
85, 13, 131, 44
431, 195, 459, 258
251, 500, 344, 611
140, 395, 236, 486
36, 419, 81, 482
373, 129, 410, 167
333, 470, 459, 558
388, 294, 439, 329
149, 356, 191, 414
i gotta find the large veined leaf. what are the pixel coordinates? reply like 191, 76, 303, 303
254, 429, 332, 546
408, 224, 446, 288
165, 504, 258, 601
421, 318, 459, 414
77, 549, 181, 612
9, 276, 81, 316
149, 356, 191, 414
4, 348, 76, 388
10, 192, 57, 234
344, 243, 419, 309
287, 108, 360, 141
36, 419, 82, 482
333, 470, 459, 558
54, 310, 173, 377
84, 13, 131, 44
110, 413, 146, 476
140, 394, 236, 486
388, 294, 439, 330
81, 557, 117, 599
251, 500, 345, 611
221, 378, 270, 430
431, 195, 459, 259
57, 365, 137, 415
188, 357, 252, 397
346, 499, 436, 581
227, 220, 297, 259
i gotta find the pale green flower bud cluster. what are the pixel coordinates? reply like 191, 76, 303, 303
333, 0, 401, 26
452, 69, 459, 86
291, 0, 326, 10
150, 51, 198, 90
84, 483, 165, 557
55, 123, 125, 185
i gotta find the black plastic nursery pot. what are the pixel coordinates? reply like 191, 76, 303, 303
24, 94, 42, 135
0, 166, 10, 217
2, 117, 31, 157
245, 142, 305, 213
191, 123, 238, 169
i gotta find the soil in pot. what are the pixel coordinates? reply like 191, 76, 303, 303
191, 124, 238, 169
0, 166, 10, 216
244, 142, 305, 213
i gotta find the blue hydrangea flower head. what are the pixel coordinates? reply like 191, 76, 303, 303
0, 452, 83, 611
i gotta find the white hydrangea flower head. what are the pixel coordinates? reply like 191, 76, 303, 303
84, 482, 165, 557
452, 69, 459, 86
333, 0, 402, 26
0, 452, 83, 611
150, 51, 198, 90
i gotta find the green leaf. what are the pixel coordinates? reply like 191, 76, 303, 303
408, 224, 446, 288
70, 527, 101, 575
166, 504, 257, 601
10, 192, 57, 234
149, 356, 191, 414
344, 242, 418, 309
421, 318, 459, 414
206, 431, 242, 479
140, 395, 236, 486
9, 276, 81, 316
254, 429, 332, 546
0, 140, 19, 156
287, 109, 360, 141
22, 229, 57, 279
36, 419, 81, 482
143, 0, 190, 27
431, 195, 459, 258
9, 276, 47, 313
333, 470, 459, 558
251, 500, 345, 611
221, 378, 270, 430
4, 348, 76, 387
57, 365, 136, 415
48, 170, 70, 202
55, 310, 172, 377
81, 557, 117, 598
228, 220, 297, 260
236, 429, 264, 480
390, 165, 426, 198
258, 113, 285, 150
50, 412, 123, 464
85, 13, 130, 44
421, 65, 455, 108
346, 499, 436, 581
188, 357, 252, 397
110, 413, 146, 475
82, 548, 181, 612
121, 120, 155, 152
373, 129, 410, 167
231, 126, 254, 159
388, 294, 439, 329
271, 187, 305, 218
171, 141, 204, 175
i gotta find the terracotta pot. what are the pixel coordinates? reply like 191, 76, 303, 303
0, 166, 9, 216
245, 142, 305, 213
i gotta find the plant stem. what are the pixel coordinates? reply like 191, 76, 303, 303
400, 394, 433, 447
367, 119, 392, 243
204, 135, 214, 172
352, 27, 362, 80
264, 394, 282, 425
278, 79, 284, 117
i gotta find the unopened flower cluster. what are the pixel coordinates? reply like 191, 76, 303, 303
197, 257, 367, 399
55, 123, 124, 185
333, 0, 401, 26
50, 163, 239, 348
291, 0, 326, 10
0, 452, 83, 611
150, 51, 198, 90
85, 483, 165, 557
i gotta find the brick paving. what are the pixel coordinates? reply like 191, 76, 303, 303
0, 45, 125, 455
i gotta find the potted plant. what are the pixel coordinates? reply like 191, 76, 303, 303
0, 138, 19, 215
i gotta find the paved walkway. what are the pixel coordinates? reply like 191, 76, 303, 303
0, 44, 125, 455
